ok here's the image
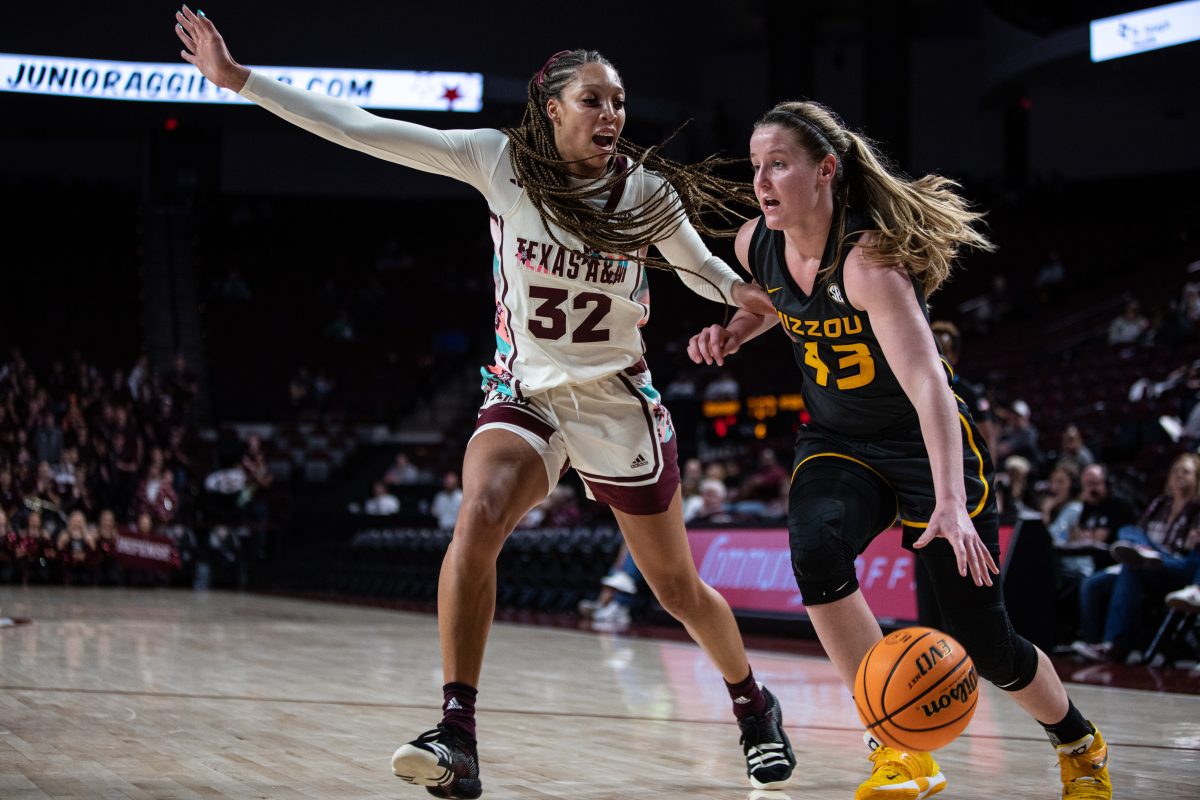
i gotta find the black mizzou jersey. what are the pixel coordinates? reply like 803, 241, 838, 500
748, 213, 944, 438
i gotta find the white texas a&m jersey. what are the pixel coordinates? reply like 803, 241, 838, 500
240, 72, 743, 396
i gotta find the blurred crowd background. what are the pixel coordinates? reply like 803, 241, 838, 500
2, 0, 1199, 667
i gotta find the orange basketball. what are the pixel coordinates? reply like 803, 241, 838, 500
854, 626, 978, 752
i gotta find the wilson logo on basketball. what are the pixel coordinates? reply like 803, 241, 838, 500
920, 666, 979, 718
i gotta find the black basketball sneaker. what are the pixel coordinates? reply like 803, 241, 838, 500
392, 725, 482, 799
737, 686, 796, 789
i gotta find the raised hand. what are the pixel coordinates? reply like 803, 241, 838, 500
175, 5, 249, 92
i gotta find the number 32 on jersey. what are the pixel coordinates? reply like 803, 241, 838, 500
803, 341, 875, 390
527, 286, 612, 343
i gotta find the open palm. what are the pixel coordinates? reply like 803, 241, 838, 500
174, 5, 248, 92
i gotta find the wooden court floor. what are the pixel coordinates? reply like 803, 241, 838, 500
1, 588, 1197, 799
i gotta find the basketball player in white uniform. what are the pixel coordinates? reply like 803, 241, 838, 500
176, 7, 795, 797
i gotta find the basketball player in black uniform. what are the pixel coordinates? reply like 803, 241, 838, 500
687, 101, 1111, 800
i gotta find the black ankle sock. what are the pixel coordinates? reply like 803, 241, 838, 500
441, 682, 478, 746
1039, 699, 1094, 747
725, 667, 767, 718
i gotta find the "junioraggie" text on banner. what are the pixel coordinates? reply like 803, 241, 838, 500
1, 52, 483, 111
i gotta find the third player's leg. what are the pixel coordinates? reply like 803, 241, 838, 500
612, 488, 751, 681
439, 429, 550, 687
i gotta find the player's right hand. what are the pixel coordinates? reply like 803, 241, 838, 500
175, 5, 249, 92
688, 324, 741, 367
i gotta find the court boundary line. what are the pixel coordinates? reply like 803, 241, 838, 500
2, 683, 1195, 754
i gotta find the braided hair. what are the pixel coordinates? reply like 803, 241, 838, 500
503, 50, 756, 291
755, 101, 994, 295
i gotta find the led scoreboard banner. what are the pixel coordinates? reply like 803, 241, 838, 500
703, 394, 807, 440
0, 52, 483, 112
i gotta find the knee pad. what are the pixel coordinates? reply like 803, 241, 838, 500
944, 600, 1038, 691
789, 496, 864, 606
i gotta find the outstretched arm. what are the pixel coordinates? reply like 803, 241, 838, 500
686, 217, 778, 365
843, 241, 998, 586
174, 6, 501, 193
651, 189, 775, 315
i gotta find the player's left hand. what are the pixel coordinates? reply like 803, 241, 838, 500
730, 281, 775, 316
913, 503, 999, 586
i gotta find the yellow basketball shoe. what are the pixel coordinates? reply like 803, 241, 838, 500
1056, 726, 1111, 799
855, 736, 946, 800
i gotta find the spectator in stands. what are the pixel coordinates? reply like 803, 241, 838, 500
89, 437, 117, 512
1073, 453, 1200, 662
996, 454, 1035, 525
51, 446, 79, 492
167, 353, 199, 413
62, 466, 96, 517
29, 461, 62, 510
128, 354, 151, 399
32, 410, 63, 465
1184, 281, 1200, 327
364, 481, 401, 516
94, 508, 122, 586
680, 457, 704, 501
57, 510, 96, 585
1107, 298, 1150, 346
1074, 465, 1135, 555
110, 367, 134, 407
383, 452, 420, 486
1055, 424, 1095, 477
1042, 465, 1084, 576
1108, 453, 1200, 566
21, 510, 56, 584
539, 483, 582, 528
432, 471, 464, 530
135, 462, 179, 525
931, 320, 998, 456
996, 399, 1042, 467
684, 478, 732, 524
737, 448, 788, 503
0, 468, 16, 516
166, 424, 195, 492
111, 422, 144, 515
240, 434, 274, 532
1054, 463, 1135, 604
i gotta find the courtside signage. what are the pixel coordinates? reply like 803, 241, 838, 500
1090, 0, 1200, 62
0, 52, 483, 111
687, 526, 1015, 622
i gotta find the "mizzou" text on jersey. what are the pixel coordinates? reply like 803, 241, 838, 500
777, 311, 864, 339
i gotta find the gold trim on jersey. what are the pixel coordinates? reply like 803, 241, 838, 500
792, 452, 900, 525
900, 412, 991, 528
